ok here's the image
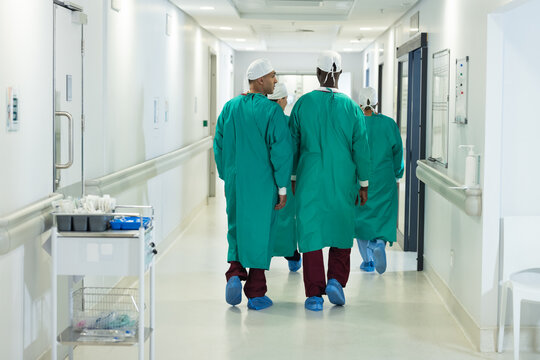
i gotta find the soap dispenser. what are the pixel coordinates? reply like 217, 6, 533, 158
459, 145, 478, 187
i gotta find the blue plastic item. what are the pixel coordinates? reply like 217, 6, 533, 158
110, 218, 123, 230
109, 217, 151, 230
121, 217, 151, 230
247, 296, 273, 310
304, 296, 324, 311
225, 276, 242, 306
325, 279, 345, 306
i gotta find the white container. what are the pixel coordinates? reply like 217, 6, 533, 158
459, 145, 478, 187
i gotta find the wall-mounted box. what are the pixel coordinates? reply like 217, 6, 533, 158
6, 87, 19, 132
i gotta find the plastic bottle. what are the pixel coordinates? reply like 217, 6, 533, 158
459, 145, 477, 187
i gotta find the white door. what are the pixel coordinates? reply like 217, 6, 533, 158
54, 3, 86, 197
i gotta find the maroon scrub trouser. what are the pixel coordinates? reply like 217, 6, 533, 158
226, 261, 267, 298
302, 247, 351, 297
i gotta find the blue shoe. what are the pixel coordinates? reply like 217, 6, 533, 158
288, 258, 301, 272
360, 260, 375, 272
225, 276, 242, 306
325, 279, 345, 306
304, 296, 324, 311
247, 296, 273, 310
370, 240, 387, 274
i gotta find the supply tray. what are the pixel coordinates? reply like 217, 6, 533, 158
55, 211, 152, 233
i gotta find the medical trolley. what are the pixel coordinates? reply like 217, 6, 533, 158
50, 205, 156, 360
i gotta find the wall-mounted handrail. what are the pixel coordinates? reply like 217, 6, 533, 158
0, 193, 64, 254
85, 136, 213, 195
416, 159, 482, 216
0, 136, 214, 255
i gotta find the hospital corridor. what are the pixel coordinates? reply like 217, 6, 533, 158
1, 0, 540, 359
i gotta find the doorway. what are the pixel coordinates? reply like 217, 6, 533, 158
377, 63, 384, 113
208, 50, 217, 197
396, 33, 427, 271
53, 1, 86, 197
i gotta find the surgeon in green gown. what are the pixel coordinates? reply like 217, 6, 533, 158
214, 58, 293, 310
290, 51, 371, 311
268, 82, 301, 272
354, 87, 404, 275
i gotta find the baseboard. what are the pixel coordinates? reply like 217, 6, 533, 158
423, 259, 487, 351
424, 259, 540, 353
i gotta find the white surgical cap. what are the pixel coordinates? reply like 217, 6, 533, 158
246, 58, 274, 80
317, 50, 342, 73
358, 87, 378, 110
268, 83, 288, 100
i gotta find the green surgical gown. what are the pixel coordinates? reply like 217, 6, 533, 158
271, 114, 297, 258
354, 113, 404, 243
214, 93, 293, 270
290, 89, 371, 253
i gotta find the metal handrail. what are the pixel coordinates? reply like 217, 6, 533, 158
86, 136, 212, 195
0, 193, 64, 254
1, 136, 212, 254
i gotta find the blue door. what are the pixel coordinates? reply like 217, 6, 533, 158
403, 46, 427, 270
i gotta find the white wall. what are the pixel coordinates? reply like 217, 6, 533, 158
359, 0, 515, 349
233, 51, 364, 102
0, 0, 234, 358
0, 1, 53, 215
484, 0, 540, 332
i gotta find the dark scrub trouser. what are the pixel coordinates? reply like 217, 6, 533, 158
226, 261, 267, 298
302, 247, 351, 297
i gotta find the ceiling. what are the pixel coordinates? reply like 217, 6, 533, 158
169, 0, 418, 52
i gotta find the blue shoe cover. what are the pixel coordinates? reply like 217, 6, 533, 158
288, 258, 302, 272
325, 279, 345, 306
247, 296, 273, 310
360, 260, 375, 272
370, 240, 387, 274
304, 296, 324, 311
225, 276, 242, 306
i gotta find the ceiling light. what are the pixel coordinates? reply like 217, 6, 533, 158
200, 6, 214, 10
219, 26, 232, 30
359, 27, 373, 31
246, 47, 255, 51
235, 38, 246, 42
344, 48, 354, 52
350, 39, 361, 43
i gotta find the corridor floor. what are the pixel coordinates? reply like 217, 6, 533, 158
74, 188, 534, 360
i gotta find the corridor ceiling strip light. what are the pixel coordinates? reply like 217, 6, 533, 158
200, 6, 214, 10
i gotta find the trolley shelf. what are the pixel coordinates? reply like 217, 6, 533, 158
58, 226, 153, 238
58, 326, 153, 346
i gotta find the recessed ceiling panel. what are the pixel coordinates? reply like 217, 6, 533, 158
169, 0, 419, 52
231, 0, 354, 20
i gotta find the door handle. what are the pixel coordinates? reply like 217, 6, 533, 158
55, 111, 74, 169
